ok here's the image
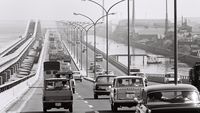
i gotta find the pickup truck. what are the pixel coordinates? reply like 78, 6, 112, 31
43, 78, 73, 112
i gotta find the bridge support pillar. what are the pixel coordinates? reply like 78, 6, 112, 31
0, 76, 2, 85
1, 72, 7, 84
10, 67, 14, 75
5, 70, 11, 81
143, 56, 145, 65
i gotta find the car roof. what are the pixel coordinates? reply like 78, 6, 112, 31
96, 75, 116, 78
45, 78, 69, 81
145, 84, 198, 93
115, 76, 143, 79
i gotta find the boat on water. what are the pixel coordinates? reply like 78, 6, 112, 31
147, 56, 162, 64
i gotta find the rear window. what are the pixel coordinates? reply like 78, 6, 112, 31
130, 69, 140, 72
45, 80, 70, 90
147, 91, 200, 104
117, 78, 143, 87
96, 76, 115, 84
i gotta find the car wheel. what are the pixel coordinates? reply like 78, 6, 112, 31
43, 106, 47, 112
111, 103, 117, 112
69, 104, 73, 112
80, 79, 82, 82
94, 94, 98, 99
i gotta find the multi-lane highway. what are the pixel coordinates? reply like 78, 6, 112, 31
6, 30, 139, 113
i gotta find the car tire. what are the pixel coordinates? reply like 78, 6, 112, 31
69, 104, 73, 112
80, 79, 82, 82
43, 106, 47, 113
94, 94, 98, 99
111, 103, 117, 112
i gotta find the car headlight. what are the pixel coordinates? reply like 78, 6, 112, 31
147, 109, 151, 113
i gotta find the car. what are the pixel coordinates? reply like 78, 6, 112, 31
110, 76, 146, 111
130, 66, 140, 75
95, 54, 103, 62
103, 70, 115, 76
130, 72, 148, 86
135, 84, 200, 113
73, 71, 83, 82
92, 64, 101, 73
164, 72, 182, 83
89, 61, 94, 70
93, 75, 116, 99
96, 68, 104, 76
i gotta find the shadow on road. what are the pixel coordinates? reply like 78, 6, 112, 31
83, 97, 110, 100
98, 110, 135, 113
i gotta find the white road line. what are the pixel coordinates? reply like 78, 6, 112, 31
94, 111, 99, 113
84, 101, 88, 104
88, 105, 93, 108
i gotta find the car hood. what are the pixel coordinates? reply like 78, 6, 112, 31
148, 103, 200, 113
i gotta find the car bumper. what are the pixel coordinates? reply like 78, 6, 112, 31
43, 100, 72, 109
94, 90, 111, 95
112, 100, 138, 107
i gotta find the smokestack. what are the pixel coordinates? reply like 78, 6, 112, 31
132, 0, 135, 35
165, 0, 168, 35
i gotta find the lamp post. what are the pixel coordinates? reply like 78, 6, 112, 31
127, 0, 130, 75
84, 0, 125, 74
73, 23, 91, 70
174, 0, 178, 85
73, 12, 114, 79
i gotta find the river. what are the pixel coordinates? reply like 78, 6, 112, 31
87, 35, 191, 76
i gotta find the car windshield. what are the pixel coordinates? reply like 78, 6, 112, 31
147, 91, 200, 104
96, 76, 115, 84
117, 78, 143, 87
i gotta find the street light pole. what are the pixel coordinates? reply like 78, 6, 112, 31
73, 12, 113, 79
85, 0, 125, 74
174, 0, 178, 85
127, 0, 130, 75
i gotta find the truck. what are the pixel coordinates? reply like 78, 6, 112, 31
189, 62, 200, 91
43, 61, 73, 112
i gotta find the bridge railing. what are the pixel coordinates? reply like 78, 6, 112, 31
0, 37, 35, 73
0, 21, 45, 112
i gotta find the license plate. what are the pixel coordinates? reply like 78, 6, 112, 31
126, 94, 135, 98
55, 103, 61, 106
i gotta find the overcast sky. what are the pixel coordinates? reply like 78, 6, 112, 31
0, 0, 199, 22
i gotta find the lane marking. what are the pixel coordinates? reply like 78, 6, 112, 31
94, 111, 99, 113
84, 101, 88, 104
88, 105, 93, 108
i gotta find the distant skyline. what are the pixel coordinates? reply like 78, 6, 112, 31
0, 0, 199, 22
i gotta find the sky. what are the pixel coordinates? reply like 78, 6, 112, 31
0, 0, 199, 22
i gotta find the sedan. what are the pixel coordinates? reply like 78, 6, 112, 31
135, 84, 200, 113
73, 71, 83, 82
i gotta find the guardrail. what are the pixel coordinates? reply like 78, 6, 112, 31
82, 40, 190, 84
